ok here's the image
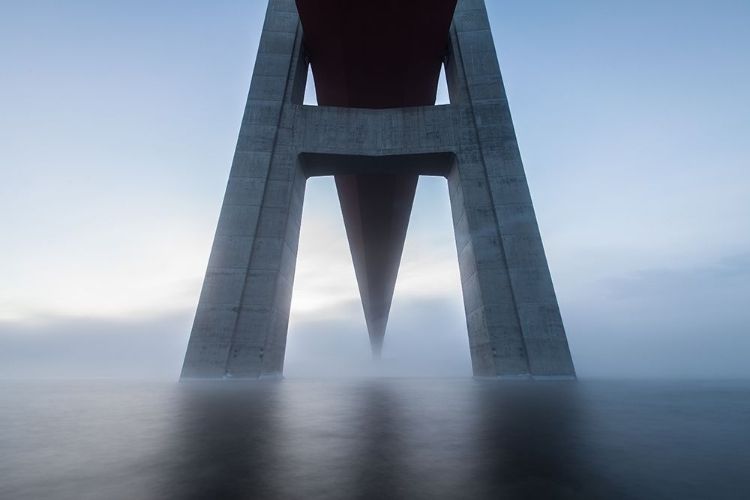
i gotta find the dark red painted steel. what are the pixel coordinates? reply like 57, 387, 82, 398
335, 174, 419, 355
295, 0, 457, 109
295, 0, 457, 355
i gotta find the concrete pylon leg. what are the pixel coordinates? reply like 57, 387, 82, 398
182, 0, 576, 380
446, 0, 575, 378
181, 0, 306, 379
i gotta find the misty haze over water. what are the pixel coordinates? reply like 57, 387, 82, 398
1, 379, 748, 500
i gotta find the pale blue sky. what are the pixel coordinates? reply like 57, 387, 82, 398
1, 1, 749, 378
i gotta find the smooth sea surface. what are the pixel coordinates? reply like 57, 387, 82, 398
1, 379, 748, 500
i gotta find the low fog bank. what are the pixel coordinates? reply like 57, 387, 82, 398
284, 297, 472, 379
0, 297, 472, 380
565, 253, 750, 379
2, 259, 750, 380
0, 313, 192, 380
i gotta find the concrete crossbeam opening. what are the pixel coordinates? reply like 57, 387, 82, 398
180, 0, 576, 380
303, 65, 318, 106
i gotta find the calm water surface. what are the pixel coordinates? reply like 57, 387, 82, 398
1, 379, 748, 499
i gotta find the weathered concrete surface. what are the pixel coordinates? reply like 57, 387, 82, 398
181, 0, 576, 379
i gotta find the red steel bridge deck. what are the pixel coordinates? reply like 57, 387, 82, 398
295, 0, 458, 354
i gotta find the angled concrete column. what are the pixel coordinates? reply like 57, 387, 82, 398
182, 0, 575, 379
181, 0, 306, 379
446, 0, 575, 378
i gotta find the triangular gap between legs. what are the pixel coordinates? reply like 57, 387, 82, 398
436, 63, 450, 105
304, 65, 318, 106
305, 64, 450, 107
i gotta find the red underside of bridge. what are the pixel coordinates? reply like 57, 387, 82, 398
295, 0, 457, 355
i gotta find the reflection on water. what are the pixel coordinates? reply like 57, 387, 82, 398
1, 380, 749, 499
165, 383, 283, 500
